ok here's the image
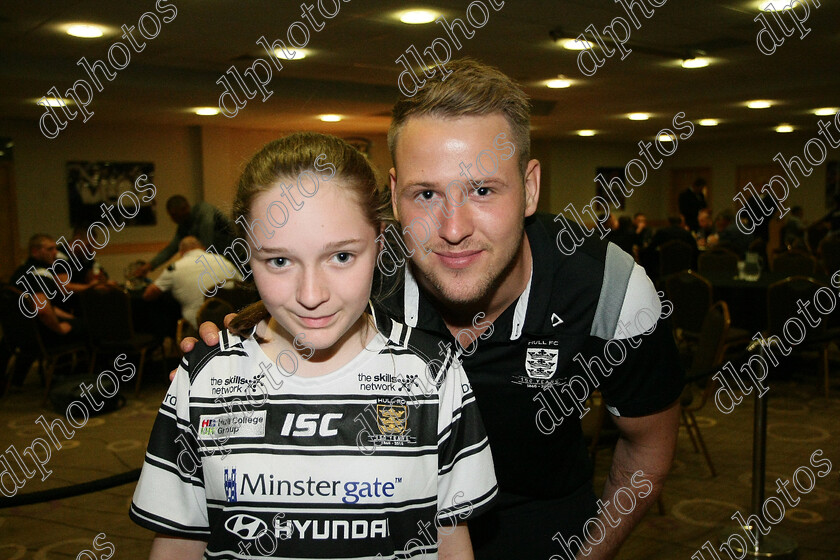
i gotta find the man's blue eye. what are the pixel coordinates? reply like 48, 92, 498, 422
420, 190, 434, 200
474, 187, 490, 196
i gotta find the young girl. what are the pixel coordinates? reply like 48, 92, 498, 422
130, 133, 497, 559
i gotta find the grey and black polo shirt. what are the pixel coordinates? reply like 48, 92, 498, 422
375, 214, 684, 500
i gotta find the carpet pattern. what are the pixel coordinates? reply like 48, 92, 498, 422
1, 364, 838, 559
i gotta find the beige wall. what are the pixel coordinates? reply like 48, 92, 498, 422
3, 117, 837, 281
198, 127, 393, 213
537, 126, 835, 230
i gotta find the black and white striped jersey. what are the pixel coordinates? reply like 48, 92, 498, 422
130, 320, 497, 559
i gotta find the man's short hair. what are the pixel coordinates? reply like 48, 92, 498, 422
388, 58, 531, 177
28, 233, 53, 253
179, 235, 204, 253
166, 195, 189, 212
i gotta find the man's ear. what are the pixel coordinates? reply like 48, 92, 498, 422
523, 159, 541, 217
389, 167, 401, 222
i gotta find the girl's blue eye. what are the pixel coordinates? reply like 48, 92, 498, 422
334, 252, 353, 264
269, 257, 287, 268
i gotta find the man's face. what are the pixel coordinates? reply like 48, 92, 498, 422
33, 239, 58, 264
389, 114, 539, 306
698, 211, 712, 229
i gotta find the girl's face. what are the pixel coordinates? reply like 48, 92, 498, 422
249, 180, 378, 353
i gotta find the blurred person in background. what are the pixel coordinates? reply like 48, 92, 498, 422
134, 195, 235, 277
143, 236, 241, 330
678, 178, 707, 233
633, 212, 652, 249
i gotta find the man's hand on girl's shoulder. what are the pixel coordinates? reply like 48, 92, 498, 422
168, 313, 236, 381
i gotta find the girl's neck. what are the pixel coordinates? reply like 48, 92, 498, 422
256, 314, 377, 378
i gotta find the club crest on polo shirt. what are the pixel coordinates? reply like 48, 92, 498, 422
525, 341, 559, 379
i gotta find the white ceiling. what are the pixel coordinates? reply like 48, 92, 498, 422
1, 0, 838, 141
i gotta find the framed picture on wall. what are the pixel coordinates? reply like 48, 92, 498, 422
67, 161, 156, 228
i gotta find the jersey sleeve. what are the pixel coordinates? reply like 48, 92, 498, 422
435, 351, 498, 526
153, 267, 175, 292
613, 264, 662, 338
595, 289, 684, 418
129, 358, 210, 538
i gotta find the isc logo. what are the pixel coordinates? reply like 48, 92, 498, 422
279, 413, 343, 437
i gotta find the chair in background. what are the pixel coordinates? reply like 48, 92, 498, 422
658, 240, 695, 280
819, 235, 840, 275
174, 319, 197, 346
665, 270, 713, 344
766, 276, 839, 397
0, 286, 87, 403
680, 301, 731, 477
772, 250, 817, 276
79, 285, 162, 394
698, 247, 739, 276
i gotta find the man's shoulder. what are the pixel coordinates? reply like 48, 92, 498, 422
528, 213, 610, 274
183, 330, 250, 383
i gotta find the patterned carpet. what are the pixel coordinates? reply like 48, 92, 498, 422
1, 355, 838, 560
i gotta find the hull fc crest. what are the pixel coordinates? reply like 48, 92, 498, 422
526, 348, 559, 379
377, 400, 408, 435
366, 397, 416, 447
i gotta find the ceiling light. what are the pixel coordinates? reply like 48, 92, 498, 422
274, 48, 309, 60
66, 24, 105, 38
681, 57, 710, 69
699, 119, 719, 126
775, 124, 793, 133
546, 78, 571, 89
561, 38, 593, 50
747, 100, 772, 109
36, 97, 71, 107
628, 113, 650, 121
657, 133, 675, 142
759, 1, 789, 11
195, 107, 220, 116
814, 107, 838, 116
399, 10, 438, 24
319, 114, 342, 122
577, 130, 596, 137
